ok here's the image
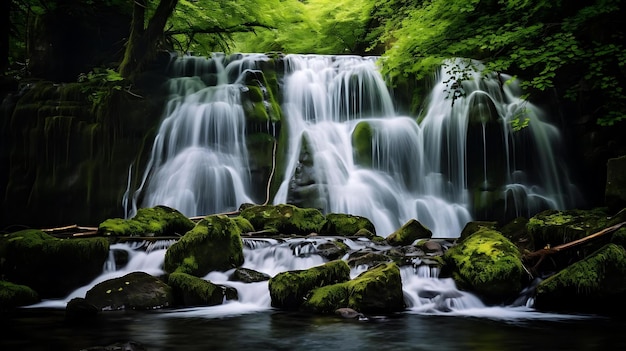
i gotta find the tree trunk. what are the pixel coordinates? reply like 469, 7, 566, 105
0, 0, 9, 72
119, 0, 179, 80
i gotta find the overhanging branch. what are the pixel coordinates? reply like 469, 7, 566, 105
165, 22, 275, 36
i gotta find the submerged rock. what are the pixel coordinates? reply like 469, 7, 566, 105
534, 243, 626, 314
65, 297, 99, 323
268, 260, 350, 309
303, 263, 405, 314
229, 267, 271, 283
98, 205, 195, 237
335, 307, 365, 319
315, 240, 349, 261
85, 272, 173, 311
1, 229, 109, 298
441, 228, 527, 304
164, 215, 250, 276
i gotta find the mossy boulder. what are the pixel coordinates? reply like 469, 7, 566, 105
164, 215, 250, 276
302, 263, 405, 314
441, 228, 526, 304
320, 213, 377, 238
98, 205, 195, 237
526, 208, 617, 250
352, 121, 373, 167
168, 272, 236, 307
239, 204, 326, 235
0, 280, 40, 310
2, 229, 109, 298
268, 260, 350, 309
386, 219, 432, 246
459, 221, 498, 242
84, 272, 174, 311
534, 243, 626, 314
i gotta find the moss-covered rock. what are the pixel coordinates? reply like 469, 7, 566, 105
386, 219, 432, 246
351, 121, 373, 167
441, 228, 526, 304
98, 205, 195, 237
2, 229, 109, 298
168, 272, 235, 307
229, 268, 271, 283
320, 213, 377, 238
315, 240, 349, 261
526, 208, 615, 250
164, 215, 250, 276
499, 217, 533, 253
84, 272, 174, 311
459, 221, 497, 242
0, 280, 40, 310
303, 263, 405, 314
534, 243, 626, 314
268, 260, 350, 309
346, 251, 390, 268
239, 204, 326, 236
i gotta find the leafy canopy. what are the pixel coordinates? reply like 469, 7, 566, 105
379, 0, 626, 126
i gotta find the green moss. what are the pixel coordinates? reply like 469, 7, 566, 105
320, 213, 377, 237
527, 208, 613, 250
386, 219, 432, 246
0, 280, 40, 309
268, 260, 350, 309
164, 215, 248, 276
168, 272, 224, 306
3, 229, 109, 298
98, 205, 195, 237
535, 244, 626, 313
442, 228, 524, 303
240, 204, 326, 235
84, 271, 173, 311
351, 121, 373, 167
303, 263, 405, 314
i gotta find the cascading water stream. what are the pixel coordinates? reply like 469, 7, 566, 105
124, 53, 271, 218
124, 53, 579, 238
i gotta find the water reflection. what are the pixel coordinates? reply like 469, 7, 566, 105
2, 308, 624, 351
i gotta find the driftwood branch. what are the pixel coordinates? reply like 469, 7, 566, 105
523, 221, 626, 271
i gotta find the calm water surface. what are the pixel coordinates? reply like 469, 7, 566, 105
2, 308, 624, 350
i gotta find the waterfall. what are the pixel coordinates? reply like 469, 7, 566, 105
125, 53, 579, 238
125, 53, 269, 218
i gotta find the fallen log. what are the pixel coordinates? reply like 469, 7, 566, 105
523, 221, 626, 272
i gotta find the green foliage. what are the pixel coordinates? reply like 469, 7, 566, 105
78, 68, 126, 111
380, 0, 626, 126
232, 0, 379, 55
158, 0, 292, 54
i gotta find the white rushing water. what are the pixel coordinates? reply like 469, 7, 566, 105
32, 239, 589, 322
124, 53, 578, 238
